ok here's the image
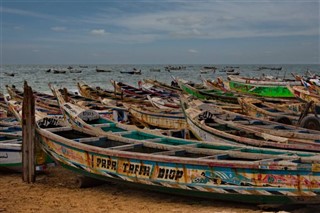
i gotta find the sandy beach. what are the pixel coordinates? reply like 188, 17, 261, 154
1, 166, 318, 213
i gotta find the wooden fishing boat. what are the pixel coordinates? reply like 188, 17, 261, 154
287, 85, 320, 129
1, 99, 57, 172
238, 97, 303, 125
6, 85, 61, 113
147, 96, 180, 109
228, 75, 300, 98
124, 103, 186, 130
33, 86, 320, 204
77, 81, 147, 104
120, 69, 141, 75
181, 96, 320, 152
53, 70, 67, 74
139, 81, 179, 98
35, 99, 320, 204
143, 79, 182, 93
288, 86, 320, 107
111, 80, 166, 98
177, 78, 240, 104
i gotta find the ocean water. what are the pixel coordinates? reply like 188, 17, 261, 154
0, 64, 319, 93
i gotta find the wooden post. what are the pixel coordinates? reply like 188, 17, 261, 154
22, 81, 36, 183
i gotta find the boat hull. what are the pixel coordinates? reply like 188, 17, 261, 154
37, 129, 320, 205
229, 81, 294, 98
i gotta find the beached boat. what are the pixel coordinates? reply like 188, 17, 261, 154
228, 75, 300, 98
143, 79, 182, 93
6, 85, 61, 113
177, 78, 240, 104
112, 80, 166, 98
288, 86, 320, 108
147, 96, 180, 109
124, 103, 186, 130
35, 99, 320, 204
31, 86, 320, 204
77, 81, 148, 104
139, 81, 179, 98
181, 96, 320, 152
238, 97, 303, 125
1, 99, 57, 172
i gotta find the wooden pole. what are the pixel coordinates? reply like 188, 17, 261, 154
22, 81, 36, 183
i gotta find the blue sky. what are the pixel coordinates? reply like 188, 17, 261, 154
1, 0, 319, 64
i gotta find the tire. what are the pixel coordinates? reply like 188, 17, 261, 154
300, 116, 320, 130
273, 116, 292, 125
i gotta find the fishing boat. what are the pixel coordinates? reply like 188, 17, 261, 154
238, 97, 303, 125
33, 91, 320, 204
139, 81, 179, 98
120, 68, 141, 75
6, 85, 61, 113
28, 86, 320, 204
147, 96, 180, 109
53, 70, 67, 74
177, 78, 240, 104
1, 99, 57, 172
112, 80, 165, 98
143, 79, 182, 93
181, 96, 320, 152
124, 103, 186, 130
77, 81, 147, 104
228, 75, 300, 98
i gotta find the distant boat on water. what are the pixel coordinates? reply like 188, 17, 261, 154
4, 72, 15, 77
79, 65, 88, 68
120, 68, 142, 75
96, 66, 112, 72
53, 70, 67, 74
70, 70, 82, 73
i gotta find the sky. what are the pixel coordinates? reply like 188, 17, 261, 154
1, 0, 319, 64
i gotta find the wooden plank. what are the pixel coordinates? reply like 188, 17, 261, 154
22, 82, 36, 183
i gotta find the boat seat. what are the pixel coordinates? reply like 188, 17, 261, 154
108, 143, 142, 150
73, 137, 103, 143
198, 154, 229, 160
45, 126, 73, 132
0, 139, 22, 144
153, 149, 186, 156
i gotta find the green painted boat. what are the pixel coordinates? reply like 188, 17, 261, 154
177, 78, 240, 104
228, 75, 300, 98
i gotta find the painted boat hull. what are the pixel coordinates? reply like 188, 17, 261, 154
229, 81, 294, 98
37, 130, 320, 205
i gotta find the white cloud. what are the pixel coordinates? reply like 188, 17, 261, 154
51, 27, 67, 32
188, 49, 198, 54
90, 29, 108, 36
81, 1, 319, 42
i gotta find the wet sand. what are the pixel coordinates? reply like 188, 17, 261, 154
0, 166, 317, 213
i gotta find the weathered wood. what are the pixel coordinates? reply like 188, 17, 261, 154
22, 81, 36, 183
298, 101, 314, 125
